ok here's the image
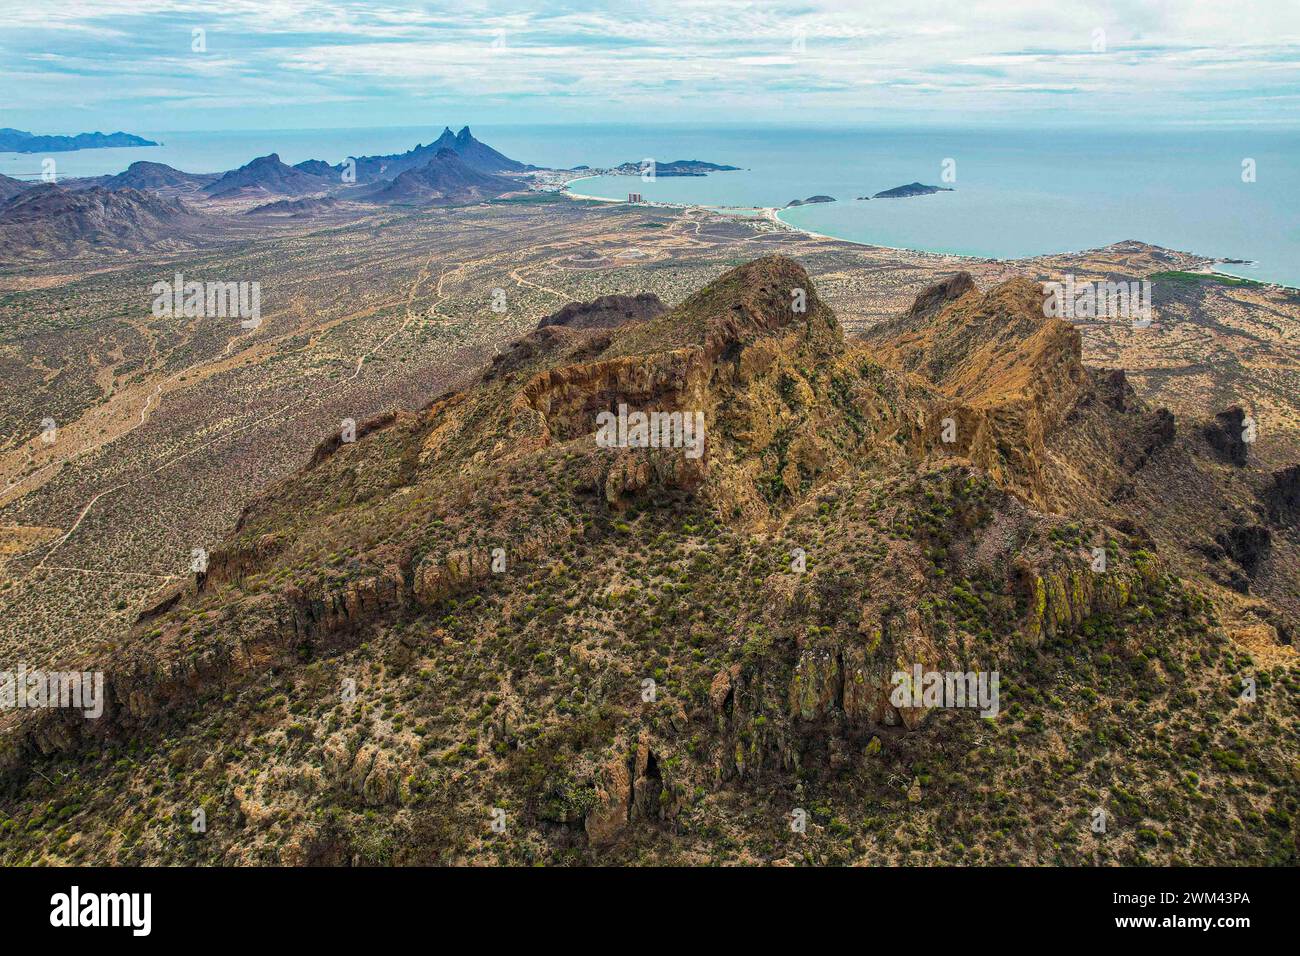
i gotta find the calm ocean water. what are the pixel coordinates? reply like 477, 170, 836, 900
3, 124, 1296, 286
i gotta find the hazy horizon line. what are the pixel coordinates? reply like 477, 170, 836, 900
12, 117, 1300, 139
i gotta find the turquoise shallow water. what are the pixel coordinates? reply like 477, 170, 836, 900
3, 124, 1296, 286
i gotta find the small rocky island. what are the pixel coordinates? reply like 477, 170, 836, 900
785, 195, 836, 207
610, 159, 740, 177
863, 182, 954, 200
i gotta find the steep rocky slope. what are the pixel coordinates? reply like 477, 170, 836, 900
0, 185, 199, 263
536, 293, 666, 331
0, 173, 31, 206
1, 258, 1294, 866
244, 196, 344, 217
865, 272, 1300, 639
204, 154, 330, 198
446, 126, 532, 173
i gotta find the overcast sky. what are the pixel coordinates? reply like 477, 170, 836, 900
3, 0, 1298, 132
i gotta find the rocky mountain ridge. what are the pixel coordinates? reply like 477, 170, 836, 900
1, 257, 1294, 866
0, 184, 198, 263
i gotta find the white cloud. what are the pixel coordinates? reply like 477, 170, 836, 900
1, 0, 1297, 124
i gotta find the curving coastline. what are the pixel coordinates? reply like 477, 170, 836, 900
563, 177, 1282, 287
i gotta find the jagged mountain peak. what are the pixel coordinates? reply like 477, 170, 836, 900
611, 255, 842, 361
364, 147, 517, 205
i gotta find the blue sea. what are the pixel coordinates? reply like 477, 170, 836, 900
3, 124, 1296, 286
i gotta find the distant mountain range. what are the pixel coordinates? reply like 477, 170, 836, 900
0, 123, 762, 265
154, 127, 537, 195
189, 142, 522, 206
0, 128, 531, 257
0, 125, 761, 263
0, 128, 157, 153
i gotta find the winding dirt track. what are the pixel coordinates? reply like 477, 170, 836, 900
29, 253, 451, 575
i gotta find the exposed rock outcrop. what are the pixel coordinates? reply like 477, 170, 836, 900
906, 272, 976, 320
537, 293, 665, 331
1204, 407, 1250, 466
1216, 523, 1271, 582
1263, 464, 1300, 527
413, 549, 493, 606
1021, 554, 1161, 645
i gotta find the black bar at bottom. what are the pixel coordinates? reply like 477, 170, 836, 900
0, 865, 1279, 942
